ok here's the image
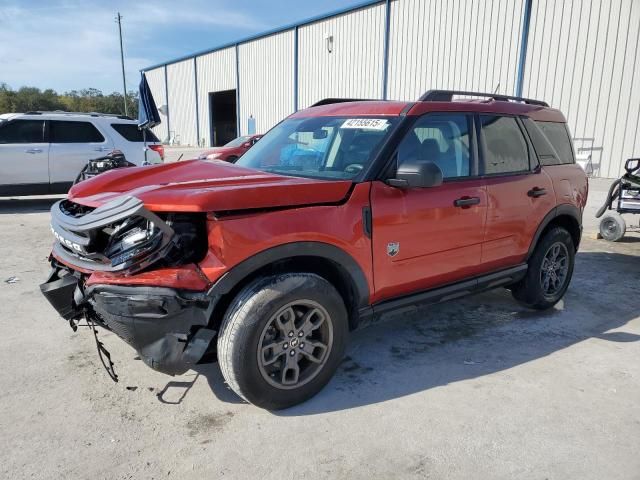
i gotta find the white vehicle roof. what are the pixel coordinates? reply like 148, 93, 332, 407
1, 111, 136, 124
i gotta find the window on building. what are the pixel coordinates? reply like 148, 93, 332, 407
480, 115, 530, 174
50, 121, 105, 143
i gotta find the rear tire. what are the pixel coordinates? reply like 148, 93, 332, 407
511, 227, 575, 310
217, 273, 348, 410
599, 212, 626, 242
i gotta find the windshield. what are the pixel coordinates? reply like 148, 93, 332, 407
235, 116, 398, 180
225, 136, 251, 147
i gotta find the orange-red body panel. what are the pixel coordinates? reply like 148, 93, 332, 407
480, 170, 556, 271
370, 179, 487, 302
198, 183, 374, 288
86, 264, 210, 290
67, 160, 352, 212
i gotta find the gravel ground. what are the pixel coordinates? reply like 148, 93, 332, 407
0, 181, 638, 480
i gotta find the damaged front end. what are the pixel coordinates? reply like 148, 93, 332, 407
40, 196, 215, 377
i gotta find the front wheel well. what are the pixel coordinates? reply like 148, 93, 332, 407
209, 256, 362, 333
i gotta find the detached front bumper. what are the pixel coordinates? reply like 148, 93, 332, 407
40, 268, 217, 376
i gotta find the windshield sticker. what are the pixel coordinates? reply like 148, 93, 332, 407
341, 118, 390, 130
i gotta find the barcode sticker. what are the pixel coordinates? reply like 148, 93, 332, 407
341, 118, 390, 130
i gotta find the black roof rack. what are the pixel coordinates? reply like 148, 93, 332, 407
418, 90, 549, 107
311, 98, 378, 107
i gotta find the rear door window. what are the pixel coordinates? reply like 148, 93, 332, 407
0, 120, 45, 144
110, 123, 160, 142
480, 115, 530, 174
535, 121, 575, 165
50, 121, 105, 143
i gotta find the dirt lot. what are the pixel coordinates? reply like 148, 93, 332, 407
0, 186, 639, 479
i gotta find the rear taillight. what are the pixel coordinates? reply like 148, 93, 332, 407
149, 144, 165, 161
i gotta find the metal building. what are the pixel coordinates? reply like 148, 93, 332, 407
142, 0, 640, 178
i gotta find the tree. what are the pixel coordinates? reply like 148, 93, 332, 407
0, 84, 138, 117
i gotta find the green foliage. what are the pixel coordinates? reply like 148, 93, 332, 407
0, 83, 138, 118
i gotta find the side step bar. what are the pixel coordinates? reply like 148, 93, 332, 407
369, 264, 527, 320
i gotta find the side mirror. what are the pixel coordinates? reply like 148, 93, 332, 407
387, 160, 443, 188
313, 129, 328, 140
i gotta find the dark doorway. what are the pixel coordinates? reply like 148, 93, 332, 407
208, 89, 237, 147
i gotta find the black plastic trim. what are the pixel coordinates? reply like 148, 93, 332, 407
362, 206, 372, 238
0, 181, 72, 197
311, 98, 378, 107
526, 204, 582, 258
371, 264, 528, 320
419, 89, 549, 106
85, 283, 215, 375
206, 241, 370, 309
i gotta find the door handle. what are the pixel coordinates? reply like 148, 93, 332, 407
94, 147, 110, 152
25, 148, 43, 154
527, 187, 547, 198
454, 196, 481, 208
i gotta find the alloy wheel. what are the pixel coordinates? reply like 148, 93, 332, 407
257, 300, 334, 390
539, 241, 569, 296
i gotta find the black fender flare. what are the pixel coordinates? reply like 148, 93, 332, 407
206, 241, 371, 310
527, 204, 582, 258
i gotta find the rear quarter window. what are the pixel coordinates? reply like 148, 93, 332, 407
110, 123, 160, 142
534, 121, 575, 165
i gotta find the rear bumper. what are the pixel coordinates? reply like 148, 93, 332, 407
40, 268, 216, 376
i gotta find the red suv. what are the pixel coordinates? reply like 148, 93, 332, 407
41, 90, 588, 409
197, 134, 263, 162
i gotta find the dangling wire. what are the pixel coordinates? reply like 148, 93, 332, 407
87, 315, 118, 383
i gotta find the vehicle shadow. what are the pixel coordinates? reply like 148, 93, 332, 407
0, 196, 62, 214
195, 362, 247, 405
254, 249, 638, 415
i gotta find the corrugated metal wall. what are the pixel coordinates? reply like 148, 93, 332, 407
143, 0, 639, 176
167, 60, 198, 146
522, 0, 640, 178
238, 31, 295, 135
387, 0, 525, 101
297, 3, 386, 108
196, 47, 237, 147
143, 67, 168, 142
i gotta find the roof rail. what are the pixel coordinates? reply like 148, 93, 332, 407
418, 90, 549, 107
23, 111, 134, 120
311, 98, 378, 107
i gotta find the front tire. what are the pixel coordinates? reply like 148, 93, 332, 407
511, 227, 575, 310
217, 273, 348, 410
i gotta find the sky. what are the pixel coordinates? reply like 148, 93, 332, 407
0, 0, 367, 94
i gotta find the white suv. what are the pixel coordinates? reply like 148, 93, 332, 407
0, 111, 164, 196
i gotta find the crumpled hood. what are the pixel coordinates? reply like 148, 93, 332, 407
68, 159, 353, 212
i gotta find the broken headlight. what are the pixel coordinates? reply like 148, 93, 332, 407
50, 197, 208, 273
103, 217, 164, 268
